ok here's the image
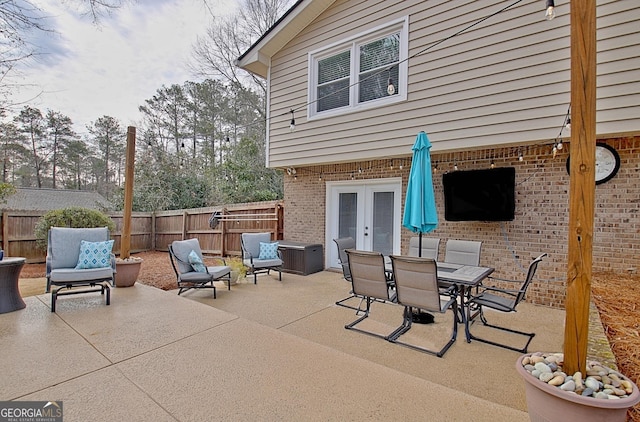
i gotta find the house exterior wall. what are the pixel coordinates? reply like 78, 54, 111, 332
283, 135, 640, 309
267, 0, 640, 168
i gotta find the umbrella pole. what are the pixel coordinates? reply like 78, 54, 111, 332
418, 233, 423, 257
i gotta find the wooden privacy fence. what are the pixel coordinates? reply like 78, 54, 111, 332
0, 201, 284, 263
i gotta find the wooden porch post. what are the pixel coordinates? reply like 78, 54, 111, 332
563, 0, 597, 375
121, 126, 136, 259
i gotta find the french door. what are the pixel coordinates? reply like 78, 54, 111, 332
326, 178, 402, 269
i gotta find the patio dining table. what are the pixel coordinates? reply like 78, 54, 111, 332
385, 258, 494, 342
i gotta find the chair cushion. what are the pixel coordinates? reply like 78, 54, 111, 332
247, 258, 283, 269
75, 240, 114, 269
171, 239, 203, 274
179, 272, 213, 282
242, 233, 271, 258
188, 250, 207, 272
259, 242, 279, 260
49, 227, 110, 269
50, 267, 114, 283
207, 265, 231, 279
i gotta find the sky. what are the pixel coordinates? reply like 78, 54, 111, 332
13, 0, 237, 136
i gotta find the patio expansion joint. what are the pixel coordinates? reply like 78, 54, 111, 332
274, 304, 336, 330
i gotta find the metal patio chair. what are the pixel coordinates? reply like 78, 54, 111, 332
388, 255, 459, 357
241, 232, 283, 284
333, 237, 364, 311
444, 239, 482, 266
46, 227, 115, 312
408, 236, 440, 260
343, 249, 397, 339
467, 253, 547, 353
169, 238, 231, 298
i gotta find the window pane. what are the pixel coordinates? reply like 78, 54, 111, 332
318, 78, 350, 112
359, 33, 400, 73
318, 50, 351, 85
359, 64, 399, 103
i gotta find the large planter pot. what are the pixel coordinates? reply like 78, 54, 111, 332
115, 259, 142, 287
516, 354, 640, 422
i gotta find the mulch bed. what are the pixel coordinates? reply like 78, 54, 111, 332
592, 272, 640, 421
19, 253, 640, 420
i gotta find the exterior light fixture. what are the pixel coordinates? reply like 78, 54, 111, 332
387, 78, 396, 95
289, 109, 296, 132
545, 0, 556, 20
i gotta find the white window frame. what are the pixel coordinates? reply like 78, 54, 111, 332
307, 16, 408, 120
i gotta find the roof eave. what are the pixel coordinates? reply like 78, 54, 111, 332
236, 0, 336, 78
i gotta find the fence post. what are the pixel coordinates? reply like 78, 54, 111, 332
151, 213, 156, 251
220, 208, 227, 256
2, 211, 7, 253
182, 211, 188, 240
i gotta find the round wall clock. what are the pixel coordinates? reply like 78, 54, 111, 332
565, 143, 620, 185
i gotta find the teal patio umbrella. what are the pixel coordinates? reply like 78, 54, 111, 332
402, 131, 438, 255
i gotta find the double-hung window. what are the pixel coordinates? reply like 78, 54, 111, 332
309, 17, 408, 119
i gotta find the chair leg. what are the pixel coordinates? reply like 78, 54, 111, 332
51, 290, 57, 313
344, 297, 398, 340
387, 306, 412, 341
467, 306, 535, 353
389, 304, 458, 358
50, 282, 111, 312
177, 281, 216, 299
335, 293, 368, 315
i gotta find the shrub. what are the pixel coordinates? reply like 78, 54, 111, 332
34, 207, 116, 250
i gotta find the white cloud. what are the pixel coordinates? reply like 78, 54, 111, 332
14, 0, 236, 135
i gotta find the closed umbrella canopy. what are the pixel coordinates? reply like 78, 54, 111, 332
402, 131, 438, 249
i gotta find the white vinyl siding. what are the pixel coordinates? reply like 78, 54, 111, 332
264, 0, 640, 168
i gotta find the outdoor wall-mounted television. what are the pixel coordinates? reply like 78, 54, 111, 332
442, 167, 516, 221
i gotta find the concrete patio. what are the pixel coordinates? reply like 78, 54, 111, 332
1, 270, 571, 421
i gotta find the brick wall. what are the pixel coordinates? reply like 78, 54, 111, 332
283, 136, 640, 309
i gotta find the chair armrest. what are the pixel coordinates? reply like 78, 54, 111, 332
440, 285, 458, 312
110, 254, 117, 271
486, 276, 521, 284
478, 286, 519, 297
441, 284, 458, 297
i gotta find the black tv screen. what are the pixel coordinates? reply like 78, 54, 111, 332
442, 167, 516, 221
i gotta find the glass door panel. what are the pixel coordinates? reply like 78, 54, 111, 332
338, 192, 358, 240
371, 191, 394, 256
